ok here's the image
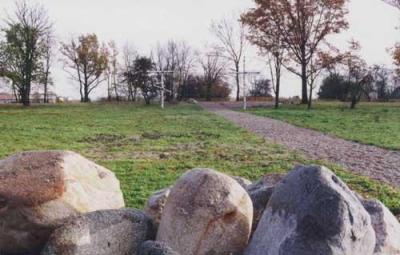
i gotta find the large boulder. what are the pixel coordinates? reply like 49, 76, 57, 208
139, 241, 180, 255
143, 177, 252, 231
42, 209, 154, 255
156, 168, 253, 255
232, 176, 252, 189
245, 165, 376, 255
362, 199, 400, 255
246, 173, 285, 192
144, 187, 171, 229
187, 98, 199, 104
246, 173, 285, 234
0, 151, 125, 254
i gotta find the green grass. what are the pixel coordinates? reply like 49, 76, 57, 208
0, 103, 399, 216
247, 101, 400, 150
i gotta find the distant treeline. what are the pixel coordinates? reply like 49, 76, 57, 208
1, 0, 400, 109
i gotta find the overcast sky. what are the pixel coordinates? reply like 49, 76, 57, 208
0, 0, 399, 99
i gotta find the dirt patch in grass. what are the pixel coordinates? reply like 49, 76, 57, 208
141, 131, 220, 140
142, 132, 163, 140
81, 134, 127, 144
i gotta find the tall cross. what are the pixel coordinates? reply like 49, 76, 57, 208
149, 70, 175, 109
229, 56, 260, 110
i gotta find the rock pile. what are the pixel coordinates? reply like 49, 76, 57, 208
0, 151, 399, 255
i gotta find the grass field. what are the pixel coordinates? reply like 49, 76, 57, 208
1, 103, 399, 215
247, 102, 400, 151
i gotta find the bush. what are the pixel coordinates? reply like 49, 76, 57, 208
210, 81, 231, 99
391, 87, 400, 99
249, 79, 272, 97
318, 73, 347, 101
179, 75, 231, 100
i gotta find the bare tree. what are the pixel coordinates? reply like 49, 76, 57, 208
61, 34, 108, 102
0, 0, 52, 106
105, 45, 113, 101
40, 32, 55, 103
305, 50, 341, 109
121, 42, 138, 101
153, 40, 195, 101
175, 42, 196, 100
153, 41, 177, 101
199, 51, 226, 101
104, 41, 120, 101
211, 16, 247, 102
372, 65, 392, 101
341, 41, 374, 109
241, 12, 288, 108
267, 51, 285, 109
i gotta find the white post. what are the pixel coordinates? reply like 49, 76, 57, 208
161, 72, 165, 109
243, 56, 247, 111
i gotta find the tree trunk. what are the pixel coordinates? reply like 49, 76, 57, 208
177, 83, 183, 101
206, 82, 212, 101
133, 87, 138, 102
350, 96, 357, 109
44, 82, 48, 103
79, 83, 84, 102
43, 67, 50, 103
21, 87, 30, 106
274, 62, 282, 109
83, 83, 90, 102
165, 79, 173, 102
82, 71, 90, 102
301, 61, 308, 104
113, 73, 119, 101
114, 85, 119, 101
307, 85, 313, 110
12, 83, 19, 103
274, 75, 280, 109
235, 62, 240, 102
107, 79, 112, 101
144, 94, 151, 105
22, 67, 32, 106
127, 83, 132, 101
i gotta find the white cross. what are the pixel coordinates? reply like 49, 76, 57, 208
148, 70, 175, 109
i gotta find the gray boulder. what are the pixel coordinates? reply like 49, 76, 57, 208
41, 209, 155, 255
232, 176, 252, 189
139, 241, 180, 255
362, 199, 400, 255
187, 98, 198, 104
247, 173, 285, 192
246, 173, 285, 233
144, 188, 171, 230
245, 165, 376, 255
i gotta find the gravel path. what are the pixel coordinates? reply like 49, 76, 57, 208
201, 102, 400, 188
